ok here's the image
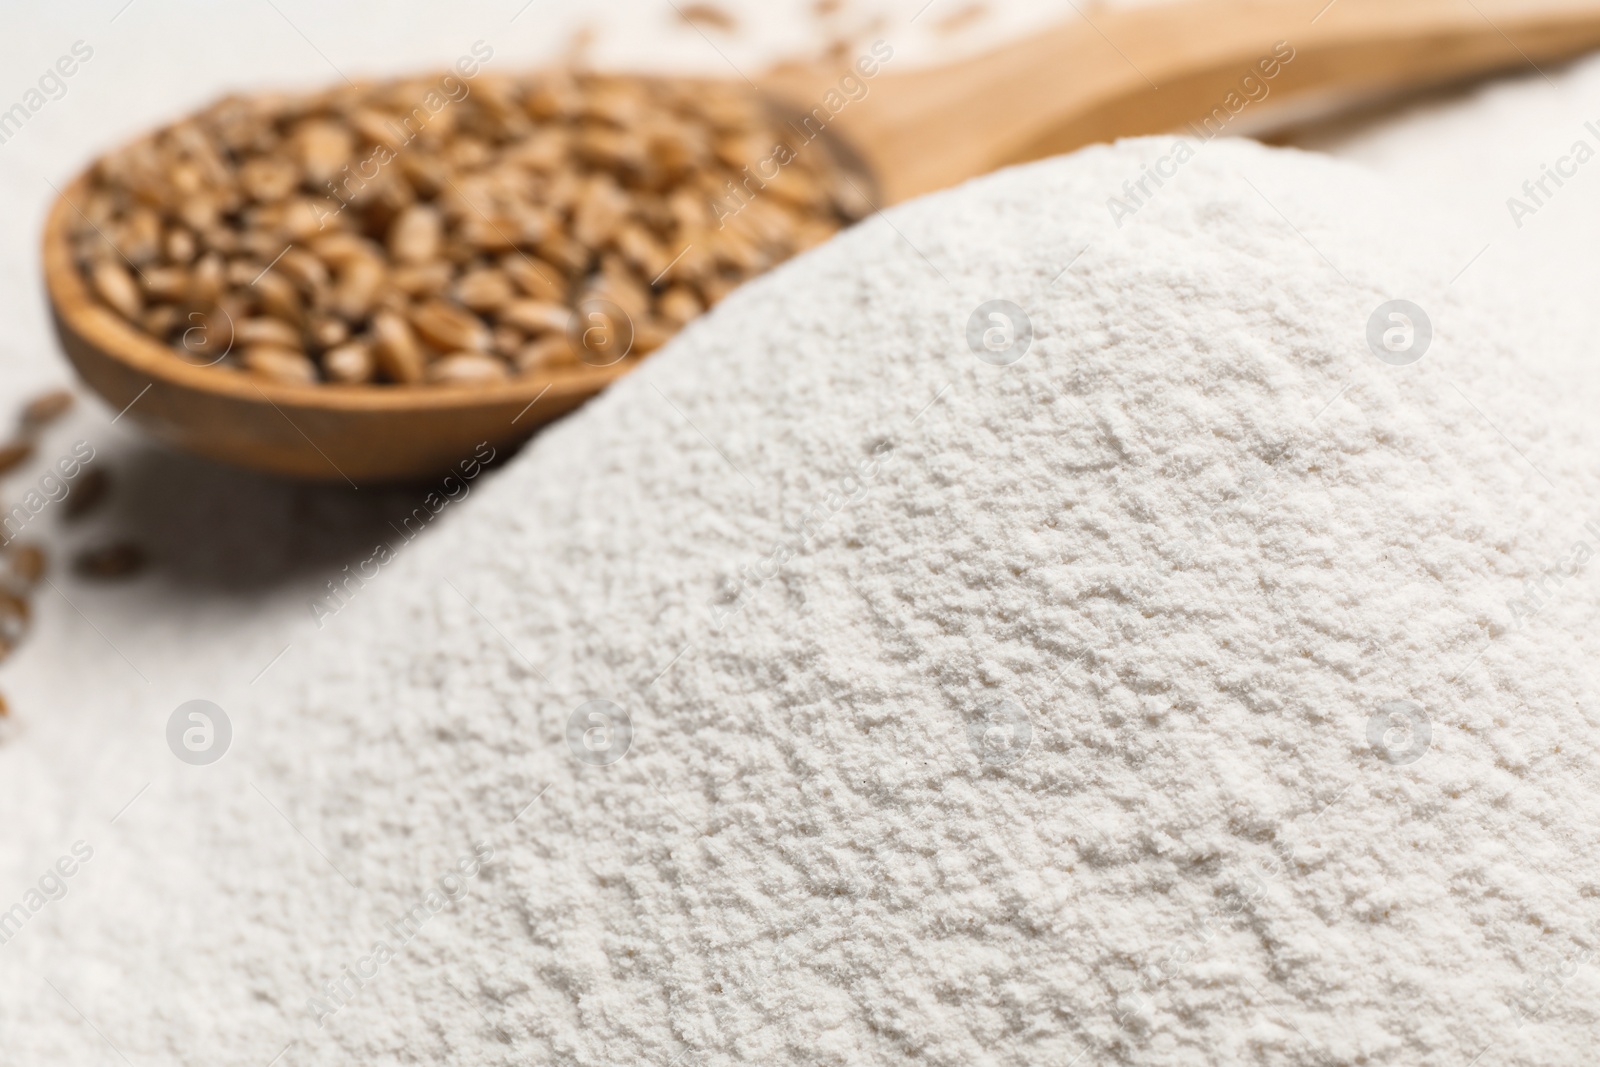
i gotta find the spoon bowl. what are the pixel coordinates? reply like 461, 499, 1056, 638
45, 175, 627, 484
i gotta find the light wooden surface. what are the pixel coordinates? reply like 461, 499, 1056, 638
44, 0, 1600, 482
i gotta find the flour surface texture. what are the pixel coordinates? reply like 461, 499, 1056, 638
7, 138, 1600, 1067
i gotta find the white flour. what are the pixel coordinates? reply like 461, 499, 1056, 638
5, 136, 1600, 1066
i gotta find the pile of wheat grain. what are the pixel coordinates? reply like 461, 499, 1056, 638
73, 68, 869, 386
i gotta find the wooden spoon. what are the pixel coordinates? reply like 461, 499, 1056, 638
45, 0, 1600, 483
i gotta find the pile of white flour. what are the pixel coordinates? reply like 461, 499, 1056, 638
7, 137, 1600, 1066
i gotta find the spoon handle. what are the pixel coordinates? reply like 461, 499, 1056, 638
768, 0, 1600, 204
